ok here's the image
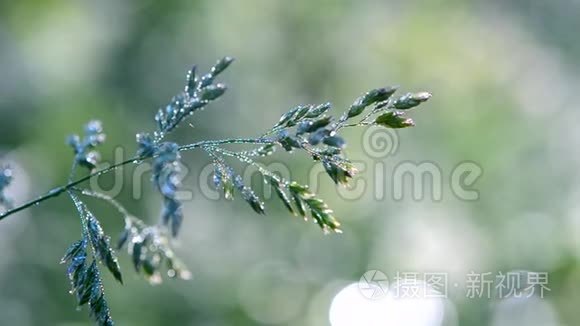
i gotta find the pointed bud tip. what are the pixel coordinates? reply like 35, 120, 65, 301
415, 92, 432, 101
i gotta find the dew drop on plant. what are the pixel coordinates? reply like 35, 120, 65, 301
179, 269, 192, 280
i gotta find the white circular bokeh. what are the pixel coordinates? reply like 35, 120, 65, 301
329, 279, 455, 326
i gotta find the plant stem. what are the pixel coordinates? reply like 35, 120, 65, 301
178, 137, 271, 151
0, 157, 141, 222
0, 137, 272, 222
75, 188, 131, 218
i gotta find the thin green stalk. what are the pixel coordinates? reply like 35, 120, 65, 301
0, 137, 270, 222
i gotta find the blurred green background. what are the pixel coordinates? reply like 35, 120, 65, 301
1, 0, 580, 325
